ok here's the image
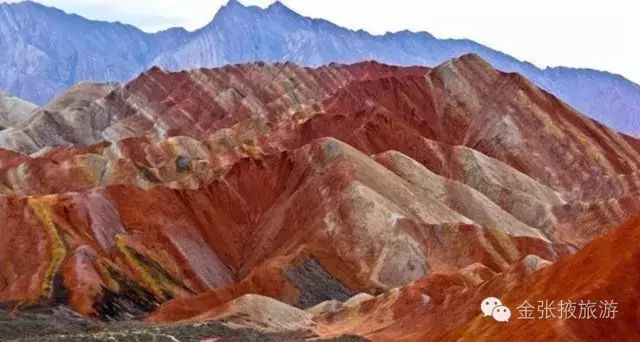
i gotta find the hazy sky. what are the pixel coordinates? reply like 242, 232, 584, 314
4, 0, 639, 84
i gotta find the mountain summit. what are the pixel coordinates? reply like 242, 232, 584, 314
0, 0, 639, 134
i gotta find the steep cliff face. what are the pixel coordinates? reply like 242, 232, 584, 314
0, 57, 639, 342
1, 0, 639, 135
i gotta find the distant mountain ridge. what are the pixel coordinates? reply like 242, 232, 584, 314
0, 1, 189, 104
1, 0, 639, 134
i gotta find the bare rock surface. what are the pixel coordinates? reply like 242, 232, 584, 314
0, 57, 639, 341
0, 93, 37, 129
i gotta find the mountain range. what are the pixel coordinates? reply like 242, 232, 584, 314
2, 54, 640, 340
0, 0, 639, 135
1, 1, 640, 340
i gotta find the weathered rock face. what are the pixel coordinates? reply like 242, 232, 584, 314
312, 214, 640, 342
0, 57, 639, 340
452, 213, 640, 341
0, 82, 119, 153
0, 93, 37, 129
0, 62, 427, 154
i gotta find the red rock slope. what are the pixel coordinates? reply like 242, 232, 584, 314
0, 56, 639, 340
313, 213, 640, 341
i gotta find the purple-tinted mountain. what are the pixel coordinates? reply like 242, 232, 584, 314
0, 1, 190, 104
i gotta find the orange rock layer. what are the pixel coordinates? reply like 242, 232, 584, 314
0, 56, 639, 340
